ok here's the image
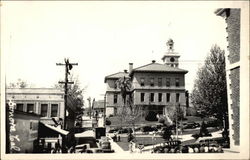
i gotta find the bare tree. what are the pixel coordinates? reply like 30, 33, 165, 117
8, 79, 28, 88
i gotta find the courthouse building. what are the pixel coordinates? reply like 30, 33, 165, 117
104, 39, 188, 120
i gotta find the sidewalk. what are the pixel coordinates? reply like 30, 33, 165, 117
108, 135, 128, 153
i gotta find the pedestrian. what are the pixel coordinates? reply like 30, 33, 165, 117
199, 144, 205, 153
217, 145, 223, 153
164, 147, 169, 153
204, 146, 209, 153
129, 141, 133, 153
188, 146, 194, 153
117, 135, 120, 142
194, 147, 199, 153
114, 134, 117, 142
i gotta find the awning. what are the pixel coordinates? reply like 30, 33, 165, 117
75, 130, 95, 138
42, 123, 69, 136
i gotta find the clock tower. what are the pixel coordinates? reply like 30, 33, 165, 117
161, 39, 180, 67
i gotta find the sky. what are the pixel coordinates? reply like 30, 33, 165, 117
1, 1, 243, 102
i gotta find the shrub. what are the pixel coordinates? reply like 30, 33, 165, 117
106, 119, 111, 125
162, 127, 172, 140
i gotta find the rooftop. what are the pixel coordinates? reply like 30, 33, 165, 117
104, 72, 129, 82
6, 88, 64, 94
130, 62, 188, 76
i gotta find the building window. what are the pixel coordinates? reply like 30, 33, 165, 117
114, 94, 118, 104
158, 78, 162, 87
16, 103, 24, 111
166, 93, 171, 102
158, 93, 162, 102
166, 78, 170, 87
141, 93, 145, 102
41, 104, 48, 117
150, 78, 154, 87
51, 104, 58, 117
175, 78, 180, 87
140, 78, 145, 86
150, 93, 154, 102
176, 93, 180, 102
114, 82, 117, 89
27, 103, 35, 113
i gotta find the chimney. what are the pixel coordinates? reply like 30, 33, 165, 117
152, 60, 156, 63
129, 63, 133, 73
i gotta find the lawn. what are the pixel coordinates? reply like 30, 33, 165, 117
108, 115, 217, 128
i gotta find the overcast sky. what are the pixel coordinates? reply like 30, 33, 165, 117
1, 1, 245, 101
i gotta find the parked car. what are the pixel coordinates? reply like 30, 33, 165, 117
206, 120, 222, 128
86, 148, 104, 153
99, 140, 115, 153
117, 128, 133, 134
182, 122, 200, 129
108, 128, 120, 133
141, 126, 158, 133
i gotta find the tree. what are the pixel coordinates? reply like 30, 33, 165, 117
55, 74, 85, 124
191, 45, 228, 131
116, 76, 142, 133
8, 79, 28, 88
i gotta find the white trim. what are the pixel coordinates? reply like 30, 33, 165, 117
226, 61, 240, 71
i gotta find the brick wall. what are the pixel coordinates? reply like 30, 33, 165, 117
230, 67, 240, 145
226, 9, 241, 64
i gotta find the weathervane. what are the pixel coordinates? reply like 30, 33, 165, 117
166, 38, 174, 52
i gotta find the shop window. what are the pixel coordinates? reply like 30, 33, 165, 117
41, 104, 48, 117
51, 104, 58, 117
16, 103, 24, 111
27, 103, 34, 113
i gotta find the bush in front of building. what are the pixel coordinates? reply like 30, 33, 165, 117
145, 111, 158, 121
106, 119, 111, 125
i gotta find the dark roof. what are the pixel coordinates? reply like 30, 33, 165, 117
130, 62, 188, 76
104, 72, 129, 82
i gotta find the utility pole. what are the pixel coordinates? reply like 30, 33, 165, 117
56, 58, 78, 130
104, 93, 106, 127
